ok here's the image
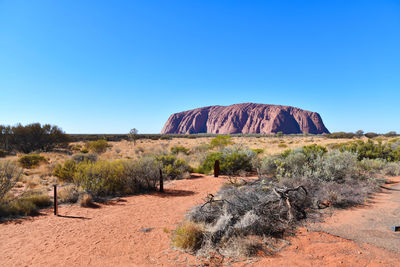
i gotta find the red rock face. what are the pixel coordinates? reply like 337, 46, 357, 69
161, 103, 330, 135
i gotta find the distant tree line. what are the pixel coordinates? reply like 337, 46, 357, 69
326, 130, 397, 139
0, 123, 69, 153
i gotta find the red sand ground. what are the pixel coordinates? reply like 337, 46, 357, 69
1, 175, 399, 267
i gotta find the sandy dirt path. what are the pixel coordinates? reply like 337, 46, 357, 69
310, 177, 400, 253
1, 175, 400, 267
0, 175, 225, 267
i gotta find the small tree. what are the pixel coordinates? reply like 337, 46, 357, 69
355, 130, 364, 138
129, 128, 139, 145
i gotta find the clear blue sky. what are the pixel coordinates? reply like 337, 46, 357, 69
1, 0, 399, 134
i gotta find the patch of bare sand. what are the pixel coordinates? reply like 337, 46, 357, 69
1, 175, 399, 267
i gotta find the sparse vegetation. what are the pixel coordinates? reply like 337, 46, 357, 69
176, 140, 399, 257
210, 135, 233, 149
170, 146, 190, 155
85, 139, 109, 154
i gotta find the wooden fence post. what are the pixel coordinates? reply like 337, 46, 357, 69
54, 185, 58, 215
159, 169, 164, 192
214, 160, 220, 177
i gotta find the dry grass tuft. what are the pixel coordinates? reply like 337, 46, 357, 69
172, 221, 204, 252
80, 193, 94, 207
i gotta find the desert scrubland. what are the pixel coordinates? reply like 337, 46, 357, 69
1, 126, 400, 266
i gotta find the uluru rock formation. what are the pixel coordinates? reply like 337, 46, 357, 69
161, 103, 329, 135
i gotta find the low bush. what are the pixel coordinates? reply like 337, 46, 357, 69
156, 154, 191, 179
53, 159, 77, 183
180, 158, 383, 257
85, 140, 109, 154
0, 190, 51, 217
383, 162, 400, 176
259, 148, 360, 183
73, 160, 126, 197
337, 140, 400, 162
0, 161, 22, 200
75, 157, 161, 198
358, 158, 387, 173
171, 146, 190, 155
18, 154, 47, 169
121, 157, 161, 193
58, 185, 79, 203
199, 146, 256, 175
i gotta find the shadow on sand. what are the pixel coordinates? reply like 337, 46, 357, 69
153, 189, 196, 198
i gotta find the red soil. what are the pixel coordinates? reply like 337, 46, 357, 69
1, 175, 399, 266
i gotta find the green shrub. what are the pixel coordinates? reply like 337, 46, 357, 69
172, 221, 204, 252
121, 157, 161, 193
85, 140, 109, 154
199, 146, 256, 175
338, 140, 400, 162
210, 135, 233, 149
72, 157, 161, 198
0, 191, 51, 217
0, 161, 22, 200
18, 154, 47, 169
170, 146, 190, 155
302, 144, 327, 162
74, 160, 125, 197
80, 148, 89, 154
53, 159, 77, 183
156, 154, 191, 179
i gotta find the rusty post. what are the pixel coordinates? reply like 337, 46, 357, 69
54, 184, 58, 215
159, 169, 164, 192
214, 160, 220, 177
